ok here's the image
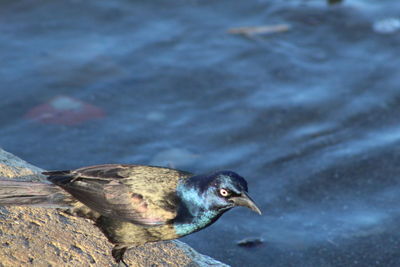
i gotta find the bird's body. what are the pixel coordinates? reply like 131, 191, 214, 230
0, 164, 261, 265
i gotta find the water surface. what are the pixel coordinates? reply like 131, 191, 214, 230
1, 0, 400, 266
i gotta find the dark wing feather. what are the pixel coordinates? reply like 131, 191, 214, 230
44, 164, 193, 226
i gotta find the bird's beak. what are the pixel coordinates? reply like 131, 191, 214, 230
230, 192, 262, 215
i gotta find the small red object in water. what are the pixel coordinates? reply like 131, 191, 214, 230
25, 96, 105, 125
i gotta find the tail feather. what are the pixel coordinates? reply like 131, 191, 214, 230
0, 179, 73, 208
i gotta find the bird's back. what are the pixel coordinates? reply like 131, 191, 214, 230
44, 164, 193, 225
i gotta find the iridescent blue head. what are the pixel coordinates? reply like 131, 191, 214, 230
176, 170, 261, 230
191, 170, 261, 214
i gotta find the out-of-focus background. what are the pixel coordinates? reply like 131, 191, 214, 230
1, 0, 400, 266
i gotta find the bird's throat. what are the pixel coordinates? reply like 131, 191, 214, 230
173, 209, 221, 236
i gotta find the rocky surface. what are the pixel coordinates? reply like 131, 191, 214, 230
0, 148, 228, 267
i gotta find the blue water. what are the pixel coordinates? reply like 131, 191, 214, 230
2, 0, 400, 266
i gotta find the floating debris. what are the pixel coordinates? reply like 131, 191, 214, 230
373, 18, 400, 34
328, 0, 343, 5
25, 96, 105, 125
236, 237, 264, 248
228, 24, 290, 37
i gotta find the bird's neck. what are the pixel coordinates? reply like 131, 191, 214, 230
173, 208, 222, 236
172, 179, 224, 236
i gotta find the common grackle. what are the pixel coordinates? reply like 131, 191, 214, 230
0, 164, 261, 266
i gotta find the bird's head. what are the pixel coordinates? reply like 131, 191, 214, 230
181, 171, 262, 215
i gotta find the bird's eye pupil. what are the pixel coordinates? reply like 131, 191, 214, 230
219, 188, 229, 197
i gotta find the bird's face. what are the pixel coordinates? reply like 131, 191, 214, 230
205, 171, 262, 215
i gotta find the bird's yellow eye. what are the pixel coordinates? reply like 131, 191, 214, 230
219, 188, 230, 197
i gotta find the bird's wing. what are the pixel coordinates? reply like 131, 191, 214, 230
44, 164, 193, 226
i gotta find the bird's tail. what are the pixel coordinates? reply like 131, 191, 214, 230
0, 179, 73, 208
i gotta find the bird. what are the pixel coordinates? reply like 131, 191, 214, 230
0, 164, 261, 266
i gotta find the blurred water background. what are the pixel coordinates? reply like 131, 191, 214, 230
1, 0, 400, 266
